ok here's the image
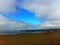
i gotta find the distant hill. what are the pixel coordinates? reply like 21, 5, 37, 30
0, 29, 60, 34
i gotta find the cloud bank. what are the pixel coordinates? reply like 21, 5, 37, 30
0, 0, 60, 32
0, 15, 38, 32
0, 0, 16, 13
0, 0, 39, 32
18, 0, 60, 29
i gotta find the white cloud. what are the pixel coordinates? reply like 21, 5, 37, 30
18, 0, 60, 29
19, 0, 52, 17
0, 0, 16, 13
0, 14, 38, 32
0, 0, 38, 32
0, 0, 60, 30
20, 0, 60, 19
39, 21, 60, 29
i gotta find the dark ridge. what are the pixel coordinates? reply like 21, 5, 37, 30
20, 29, 60, 33
0, 29, 60, 34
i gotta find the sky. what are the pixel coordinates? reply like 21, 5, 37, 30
4, 7, 40, 25
0, 0, 60, 33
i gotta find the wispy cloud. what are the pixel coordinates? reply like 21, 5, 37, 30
19, 0, 60, 29
0, 15, 38, 32
0, 0, 39, 32
0, 0, 16, 13
0, 0, 60, 31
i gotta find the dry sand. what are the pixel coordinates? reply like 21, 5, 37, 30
0, 32, 60, 45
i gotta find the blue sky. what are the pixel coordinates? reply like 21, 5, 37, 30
3, 6, 41, 25
0, 0, 60, 31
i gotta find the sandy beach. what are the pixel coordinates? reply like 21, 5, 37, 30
0, 32, 60, 45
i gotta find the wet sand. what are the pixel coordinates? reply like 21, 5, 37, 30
0, 32, 60, 45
